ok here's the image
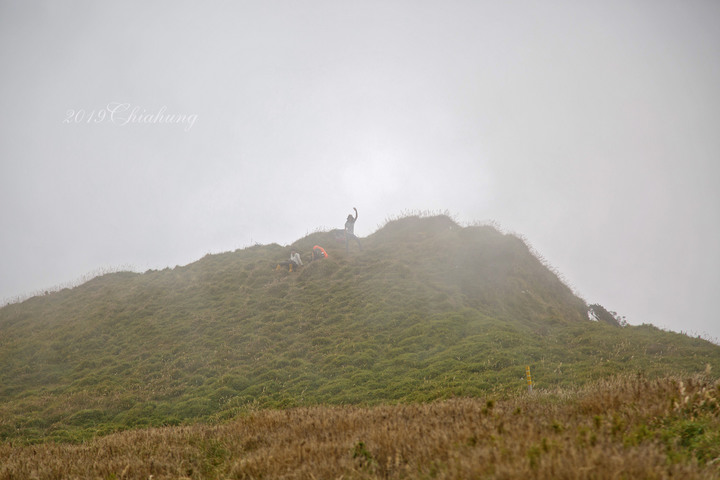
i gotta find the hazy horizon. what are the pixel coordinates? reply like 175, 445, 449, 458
1, 1, 718, 341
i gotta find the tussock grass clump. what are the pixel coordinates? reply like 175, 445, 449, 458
1, 374, 718, 479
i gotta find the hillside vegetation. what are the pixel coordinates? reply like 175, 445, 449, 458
2, 374, 719, 479
1, 215, 718, 444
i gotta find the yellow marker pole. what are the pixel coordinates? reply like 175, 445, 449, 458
526, 365, 533, 393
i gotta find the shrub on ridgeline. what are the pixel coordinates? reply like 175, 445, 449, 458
589, 303, 626, 327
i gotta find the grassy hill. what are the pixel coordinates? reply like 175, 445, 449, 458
1, 214, 718, 444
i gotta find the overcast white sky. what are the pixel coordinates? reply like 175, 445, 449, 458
1, 1, 719, 341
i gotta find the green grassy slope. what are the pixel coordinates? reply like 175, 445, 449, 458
1, 215, 718, 443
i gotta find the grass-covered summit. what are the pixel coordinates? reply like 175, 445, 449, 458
1, 214, 718, 443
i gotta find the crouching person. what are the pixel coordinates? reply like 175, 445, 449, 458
276, 250, 303, 272
312, 245, 328, 261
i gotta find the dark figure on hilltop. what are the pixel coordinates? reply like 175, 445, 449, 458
276, 250, 303, 272
344, 207, 362, 252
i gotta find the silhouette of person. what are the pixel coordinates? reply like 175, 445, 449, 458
344, 207, 362, 252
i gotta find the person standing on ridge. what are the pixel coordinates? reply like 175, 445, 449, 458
344, 207, 362, 252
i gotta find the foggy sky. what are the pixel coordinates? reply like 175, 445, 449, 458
1, 1, 719, 342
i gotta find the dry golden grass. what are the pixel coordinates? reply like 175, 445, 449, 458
1, 374, 719, 479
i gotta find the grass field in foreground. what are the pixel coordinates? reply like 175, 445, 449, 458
1, 374, 719, 479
